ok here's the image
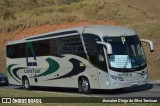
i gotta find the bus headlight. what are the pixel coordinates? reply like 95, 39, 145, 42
140, 72, 147, 78
110, 75, 123, 81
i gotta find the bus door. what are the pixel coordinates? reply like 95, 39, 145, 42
97, 45, 110, 89
25, 42, 39, 85
26, 42, 37, 67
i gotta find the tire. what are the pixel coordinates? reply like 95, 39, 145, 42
80, 77, 91, 94
22, 77, 31, 90
78, 80, 83, 93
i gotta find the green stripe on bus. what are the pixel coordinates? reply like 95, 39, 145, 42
7, 64, 21, 84
32, 58, 60, 78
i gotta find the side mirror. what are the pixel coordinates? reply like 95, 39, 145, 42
96, 41, 112, 54
140, 39, 154, 52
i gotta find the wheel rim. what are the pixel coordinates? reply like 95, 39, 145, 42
82, 79, 89, 92
24, 79, 29, 89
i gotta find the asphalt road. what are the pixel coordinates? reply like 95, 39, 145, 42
1, 83, 160, 97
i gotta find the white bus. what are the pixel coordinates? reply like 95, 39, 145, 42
6, 25, 154, 94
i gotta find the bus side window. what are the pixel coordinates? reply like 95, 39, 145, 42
52, 35, 87, 59
7, 45, 14, 58
97, 45, 105, 62
26, 42, 37, 66
16, 43, 26, 58
96, 45, 107, 71
83, 34, 108, 72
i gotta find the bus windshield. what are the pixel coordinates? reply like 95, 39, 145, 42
104, 35, 147, 72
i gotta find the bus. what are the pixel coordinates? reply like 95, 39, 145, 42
6, 25, 154, 94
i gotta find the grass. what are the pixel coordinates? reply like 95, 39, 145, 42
0, 0, 83, 32
0, 88, 160, 106
0, 0, 157, 32
0, 88, 70, 97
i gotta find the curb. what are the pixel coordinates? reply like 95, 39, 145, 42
148, 80, 160, 84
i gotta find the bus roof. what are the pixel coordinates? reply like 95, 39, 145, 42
7, 25, 136, 45
88, 25, 136, 37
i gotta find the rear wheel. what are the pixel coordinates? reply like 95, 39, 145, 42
79, 77, 91, 94
22, 77, 31, 90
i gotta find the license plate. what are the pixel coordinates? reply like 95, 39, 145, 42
1, 80, 5, 83
131, 81, 138, 86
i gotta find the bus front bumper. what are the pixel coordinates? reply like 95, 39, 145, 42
109, 77, 147, 89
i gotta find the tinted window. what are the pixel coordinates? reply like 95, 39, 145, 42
83, 34, 107, 71
7, 43, 26, 58
32, 40, 50, 56
26, 42, 35, 57
7, 45, 15, 58
50, 35, 87, 59
7, 35, 87, 59
16, 43, 26, 58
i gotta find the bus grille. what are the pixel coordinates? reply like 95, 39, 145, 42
123, 75, 143, 81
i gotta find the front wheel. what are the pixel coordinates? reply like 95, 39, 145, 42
80, 77, 91, 94
22, 77, 31, 90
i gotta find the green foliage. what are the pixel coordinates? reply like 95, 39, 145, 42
0, 0, 159, 32
0, 0, 83, 32
1, 0, 160, 32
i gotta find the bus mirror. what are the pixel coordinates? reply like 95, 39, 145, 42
140, 39, 154, 52
96, 41, 113, 54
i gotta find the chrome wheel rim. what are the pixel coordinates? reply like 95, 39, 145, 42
82, 79, 89, 92
24, 80, 29, 89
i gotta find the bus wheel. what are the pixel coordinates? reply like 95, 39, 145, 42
78, 80, 83, 93
81, 77, 91, 94
22, 77, 31, 90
